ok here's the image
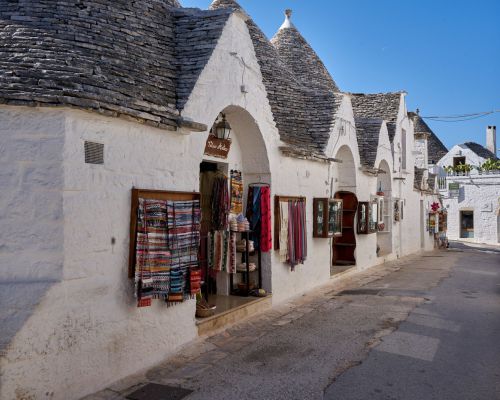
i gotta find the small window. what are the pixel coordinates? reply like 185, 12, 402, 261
453, 156, 466, 167
84, 141, 104, 165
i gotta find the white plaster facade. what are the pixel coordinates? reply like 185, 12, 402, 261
435, 144, 500, 245
0, 11, 440, 400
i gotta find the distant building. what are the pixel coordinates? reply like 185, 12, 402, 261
434, 126, 499, 244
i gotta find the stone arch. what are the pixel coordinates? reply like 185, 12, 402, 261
201, 105, 272, 294
334, 145, 357, 191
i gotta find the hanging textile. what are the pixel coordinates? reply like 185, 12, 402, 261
200, 171, 216, 233
135, 199, 170, 307
277, 199, 307, 270
166, 200, 201, 302
279, 200, 289, 263
260, 186, 272, 252
207, 230, 234, 274
134, 198, 201, 307
211, 174, 230, 231
228, 231, 237, 274
230, 170, 243, 215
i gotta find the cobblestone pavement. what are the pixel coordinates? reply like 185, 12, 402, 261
82, 250, 457, 400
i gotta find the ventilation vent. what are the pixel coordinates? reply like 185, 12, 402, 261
84, 141, 104, 165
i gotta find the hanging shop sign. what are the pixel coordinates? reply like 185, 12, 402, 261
204, 134, 232, 159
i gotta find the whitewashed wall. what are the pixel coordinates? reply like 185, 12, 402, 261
442, 173, 500, 244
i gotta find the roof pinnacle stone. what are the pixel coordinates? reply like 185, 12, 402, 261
280, 9, 293, 29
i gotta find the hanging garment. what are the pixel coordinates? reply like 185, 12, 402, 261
230, 170, 243, 215
260, 186, 272, 252
246, 186, 262, 249
286, 199, 307, 270
279, 201, 289, 263
200, 171, 216, 233
211, 174, 230, 231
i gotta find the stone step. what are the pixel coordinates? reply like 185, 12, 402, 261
196, 295, 272, 336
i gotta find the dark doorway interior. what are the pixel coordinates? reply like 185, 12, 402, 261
332, 191, 358, 275
460, 211, 474, 238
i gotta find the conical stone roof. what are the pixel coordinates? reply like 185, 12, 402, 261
210, 1, 343, 155
271, 10, 339, 93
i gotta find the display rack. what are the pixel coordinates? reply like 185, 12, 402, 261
229, 230, 262, 296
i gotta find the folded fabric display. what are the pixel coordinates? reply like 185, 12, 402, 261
135, 198, 201, 307
236, 239, 254, 253
237, 262, 256, 272
235, 214, 250, 232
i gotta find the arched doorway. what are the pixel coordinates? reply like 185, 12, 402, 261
332, 191, 358, 273
376, 159, 392, 256
331, 145, 358, 274
198, 105, 272, 316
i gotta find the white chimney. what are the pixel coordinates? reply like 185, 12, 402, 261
486, 126, 496, 155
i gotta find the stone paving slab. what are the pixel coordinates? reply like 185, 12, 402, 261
83, 250, 456, 400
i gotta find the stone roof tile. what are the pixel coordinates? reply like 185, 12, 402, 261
463, 142, 497, 160
174, 8, 233, 110
0, 0, 186, 129
354, 118, 383, 168
271, 13, 339, 93
350, 93, 402, 143
414, 166, 426, 190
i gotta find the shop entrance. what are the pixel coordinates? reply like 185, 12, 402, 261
196, 107, 272, 322
332, 191, 358, 274
460, 210, 474, 238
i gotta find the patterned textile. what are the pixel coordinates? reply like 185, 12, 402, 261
209, 230, 233, 273
135, 198, 201, 307
279, 201, 289, 263
228, 231, 237, 274
230, 170, 243, 215
260, 186, 272, 252
135, 199, 170, 307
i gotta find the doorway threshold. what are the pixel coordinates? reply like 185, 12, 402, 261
196, 294, 272, 336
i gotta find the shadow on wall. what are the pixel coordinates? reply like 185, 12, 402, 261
0, 280, 57, 353
458, 186, 465, 203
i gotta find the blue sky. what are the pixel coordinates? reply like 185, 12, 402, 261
181, 0, 500, 153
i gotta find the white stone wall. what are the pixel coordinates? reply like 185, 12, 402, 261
442, 173, 500, 244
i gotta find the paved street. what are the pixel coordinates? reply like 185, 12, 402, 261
86, 244, 500, 400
